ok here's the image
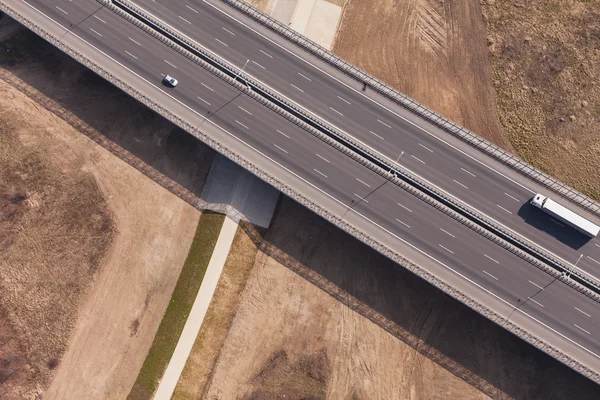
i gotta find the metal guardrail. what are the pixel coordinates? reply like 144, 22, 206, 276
110, 0, 600, 295
219, 0, 600, 217
2, 0, 599, 384
103, 0, 600, 303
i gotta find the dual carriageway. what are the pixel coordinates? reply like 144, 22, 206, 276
4, 0, 600, 380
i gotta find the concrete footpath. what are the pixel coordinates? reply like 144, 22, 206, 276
151, 2, 341, 396
153, 217, 239, 400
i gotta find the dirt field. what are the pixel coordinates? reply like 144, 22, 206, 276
0, 80, 115, 400
197, 198, 600, 399
482, 0, 600, 200
0, 24, 215, 399
333, 0, 510, 148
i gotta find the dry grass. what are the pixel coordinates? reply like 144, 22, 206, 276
333, 0, 510, 148
482, 0, 600, 199
1, 24, 213, 399
172, 221, 264, 399
0, 81, 115, 399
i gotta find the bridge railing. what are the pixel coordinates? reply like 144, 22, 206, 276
220, 0, 600, 218
2, 0, 599, 384
109, 0, 600, 295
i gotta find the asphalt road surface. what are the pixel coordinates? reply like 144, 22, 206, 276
9, 0, 600, 374
118, 0, 600, 282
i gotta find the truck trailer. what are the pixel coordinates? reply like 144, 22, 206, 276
530, 194, 600, 238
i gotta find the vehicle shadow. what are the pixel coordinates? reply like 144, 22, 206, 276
518, 202, 591, 250
3, 27, 600, 400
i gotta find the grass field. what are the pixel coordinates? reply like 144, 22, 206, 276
127, 212, 225, 400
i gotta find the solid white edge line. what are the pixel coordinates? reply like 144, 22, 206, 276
28, 0, 600, 363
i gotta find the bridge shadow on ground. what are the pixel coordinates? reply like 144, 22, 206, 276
518, 202, 591, 250
3, 27, 600, 400
0, 28, 216, 209
239, 200, 600, 399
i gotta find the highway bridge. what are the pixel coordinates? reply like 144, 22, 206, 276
3, 0, 600, 382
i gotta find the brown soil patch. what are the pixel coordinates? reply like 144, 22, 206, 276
198, 198, 600, 399
333, 0, 510, 148
482, 0, 600, 199
0, 27, 216, 399
0, 80, 115, 399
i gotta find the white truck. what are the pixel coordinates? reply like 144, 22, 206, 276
531, 194, 600, 238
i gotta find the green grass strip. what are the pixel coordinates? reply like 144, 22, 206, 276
127, 211, 226, 400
